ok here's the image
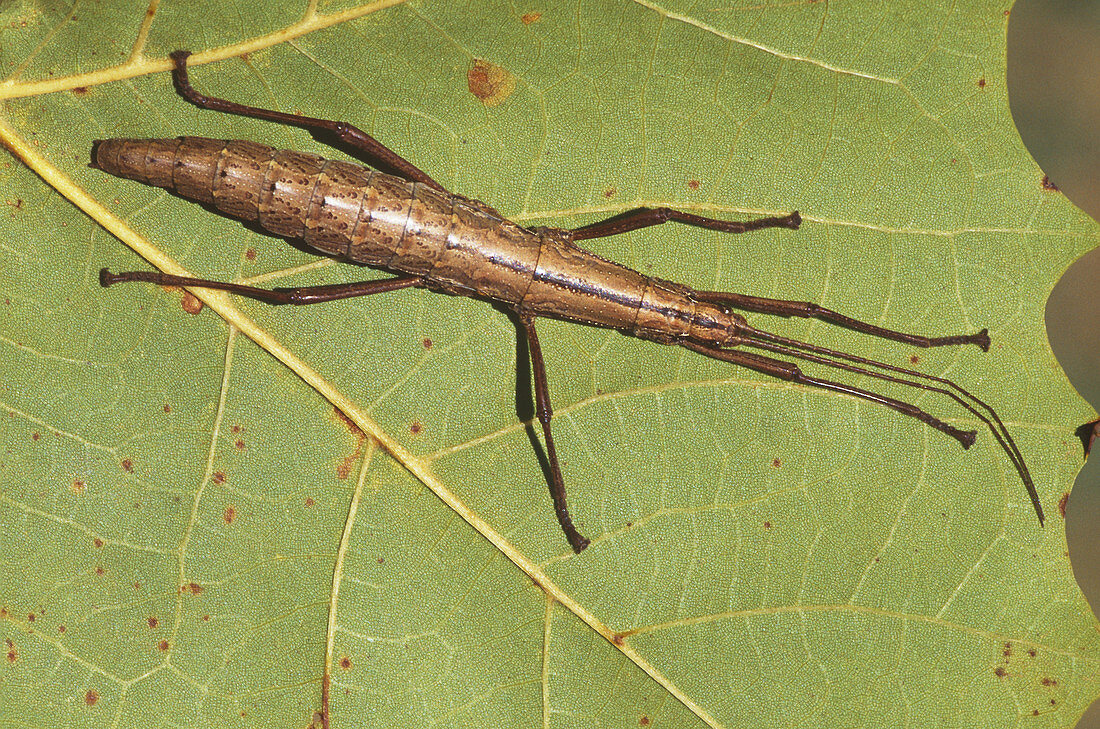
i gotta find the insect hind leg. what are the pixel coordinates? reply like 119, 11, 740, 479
168, 50, 447, 192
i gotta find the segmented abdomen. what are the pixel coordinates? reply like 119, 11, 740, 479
91, 136, 728, 341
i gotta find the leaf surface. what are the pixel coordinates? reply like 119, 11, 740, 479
1, 1, 1097, 727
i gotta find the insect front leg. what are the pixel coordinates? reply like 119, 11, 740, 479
519, 313, 591, 553
696, 290, 991, 351
569, 206, 801, 241
168, 50, 447, 192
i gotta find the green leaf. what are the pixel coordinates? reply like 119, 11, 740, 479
1, 0, 1097, 726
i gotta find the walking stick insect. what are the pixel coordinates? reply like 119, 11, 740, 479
95, 51, 1044, 553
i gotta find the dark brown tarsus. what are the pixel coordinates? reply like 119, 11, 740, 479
97, 51, 1043, 554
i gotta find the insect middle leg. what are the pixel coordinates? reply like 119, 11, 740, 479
168, 50, 446, 192
519, 313, 590, 553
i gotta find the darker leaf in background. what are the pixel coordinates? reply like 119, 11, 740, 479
1011, 0, 1100, 725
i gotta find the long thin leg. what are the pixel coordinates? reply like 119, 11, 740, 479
570, 207, 801, 241
169, 50, 446, 192
100, 268, 422, 305
679, 341, 978, 448
697, 290, 991, 351
519, 313, 590, 553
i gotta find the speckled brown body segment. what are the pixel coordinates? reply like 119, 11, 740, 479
91, 136, 736, 343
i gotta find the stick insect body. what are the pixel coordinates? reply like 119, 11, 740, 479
95, 52, 1043, 552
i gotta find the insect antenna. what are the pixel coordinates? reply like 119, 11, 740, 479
682, 329, 1043, 525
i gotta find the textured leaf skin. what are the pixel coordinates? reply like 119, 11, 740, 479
0, 1, 1097, 727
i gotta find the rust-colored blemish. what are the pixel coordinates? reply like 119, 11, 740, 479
58, 624, 66, 633
1041, 677, 1058, 686
604, 187, 616, 199
94, 566, 105, 577
1058, 492, 1069, 518
1041, 175, 1059, 191
25, 613, 34, 622
180, 290, 204, 315
764, 521, 772, 529
72, 86, 89, 96
467, 59, 516, 107
157, 639, 170, 651
977, 78, 986, 89
245, 247, 257, 261
212, 471, 226, 485
163, 403, 171, 413
31, 431, 40, 441
202, 614, 211, 621
611, 633, 625, 646
305, 497, 315, 507
93, 537, 104, 548
771, 458, 781, 468
6, 639, 16, 663
1003, 642, 1012, 657
687, 180, 699, 190
520, 11, 541, 24
422, 337, 433, 349
334, 407, 367, 479
909, 355, 920, 364
121, 458, 133, 473
994, 666, 1006, 677
133, 581, 142, 590
231, 424, 242, 434
377, 557, 385, 564
410, 420, 422, 435
223, 505, 237, 524
234, 438, 245, 450
85, 689, 99, 706
1028, 649, 1037, 658
640, 717, 650, 727
71, 479, 85, 495
147, 616, 159, 629
338, 656, 352, 670
182, 582, 204, 595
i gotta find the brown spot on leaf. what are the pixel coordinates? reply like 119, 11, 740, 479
339, 656, 352, 670
771, 458, 781, 468
231, 424, 242, 434
467, 59, 516, 107
245, 247, 257, 261
910, 355, 920, 364
520, 11, 541, 24
147, 616, 159, 629
1041, 175, 1059, 191
234, 438, 245, 450
202, 614, 210, 621
71, 479, 86, 495
334, 407, 367, 479
1058, 492, 1069, 519
6, 640, 16, 663
31, 431, 40, 441
182, 582, 204, 595
121, 458, 133, 473
994, 666, 1006, 677
764, 521, 772, 530
85, 690, 99, 706
611, 633, 625, 646
640, 717, 650, 727
1041, 677, 1058, 686
223, 505, 237, 524
212, 471, 226, 485
305, 497, 315, 507
604, 187, 616, 199
1028, 649, 1037, 658
163, 403, 171, 413
180, 291, 203, 315
58, 624, 66, 633
977, 77, 987, 89
72, 86, 89, 96
687, 179, 699, 190
93, 538, 104, 548
94, 566, 105, 577
423, 337, 433, 349
157, 639, 170, 651
1003, 642, 1012, 657
410, 420, 422, 435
